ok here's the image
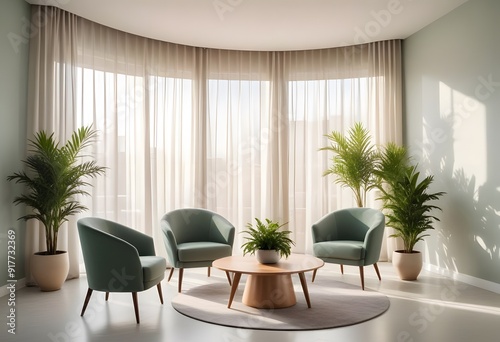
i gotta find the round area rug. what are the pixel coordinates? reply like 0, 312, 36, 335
171, 276, 390, 330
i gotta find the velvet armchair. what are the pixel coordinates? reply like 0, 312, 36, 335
160, 208, 235, 292
311, 207, 385, 290
77, 217, 166, 323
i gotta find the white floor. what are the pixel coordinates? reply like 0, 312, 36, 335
1, 261, 500, 342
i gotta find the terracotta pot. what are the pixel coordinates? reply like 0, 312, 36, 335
31, 251, 69, 291
256, 250, 280, 264
392, 250, 422, 281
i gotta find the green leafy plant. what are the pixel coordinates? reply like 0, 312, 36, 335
321, 122, 378, 207
374, 142, 412, 191
377, 166, 445, 253
241, 218, 295, 258
7, 126, 106, 255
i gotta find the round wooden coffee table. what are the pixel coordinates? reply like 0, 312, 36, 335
212, 254, 324, 309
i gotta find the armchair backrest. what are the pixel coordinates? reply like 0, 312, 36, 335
335, 208, 383, 240
160, 208, 235, 245
77, 217, 150, 292
312, 208, 384, 242
78, 217, 156, 255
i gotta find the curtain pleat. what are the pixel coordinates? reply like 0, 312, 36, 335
25, 5, 402, 282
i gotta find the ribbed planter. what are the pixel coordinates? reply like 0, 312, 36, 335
392, 250, 422, 281
256, 250, 281, 264
31, 251, 69, 291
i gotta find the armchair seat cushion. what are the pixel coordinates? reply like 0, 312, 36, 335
140, 256, 167, 283
177, 242, 233, 262
313, 240, 365, 261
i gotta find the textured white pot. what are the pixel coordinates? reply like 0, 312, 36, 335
256, 250, 281, 264
31, 251, 69, 291
392, 250, 422, 281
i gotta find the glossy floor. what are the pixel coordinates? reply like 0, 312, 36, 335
1, 261, 499, 342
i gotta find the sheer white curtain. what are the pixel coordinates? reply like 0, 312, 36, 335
284, 43, 403, 257
25, 6, 402, 281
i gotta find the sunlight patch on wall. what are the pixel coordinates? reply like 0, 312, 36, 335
439, 81, 486, 191
474, 235, 493, 259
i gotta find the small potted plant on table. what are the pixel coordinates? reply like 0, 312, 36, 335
241, 218, 295, 264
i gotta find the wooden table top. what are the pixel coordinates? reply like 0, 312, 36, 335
212, 254, 324, 275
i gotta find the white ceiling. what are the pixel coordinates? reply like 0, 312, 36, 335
26, 0, 468, 51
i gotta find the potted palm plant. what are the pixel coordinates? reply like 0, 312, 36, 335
321, 122, 378, 207
7, 126, 105, 291
377, 163, 445, 280
241, 218, 295, 264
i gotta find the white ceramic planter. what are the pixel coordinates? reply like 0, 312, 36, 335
256, 250, 281, 264
392, 250, 422, 281
31, 251, 69, 291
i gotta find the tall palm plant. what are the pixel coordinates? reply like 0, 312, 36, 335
7, 126, 106, 255
321, 122, 378, 207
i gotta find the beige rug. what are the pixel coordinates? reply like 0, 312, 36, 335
171, 276, 390, 330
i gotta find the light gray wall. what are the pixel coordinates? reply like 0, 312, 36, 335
0, 0, 30, 287
404, 0, 500, 284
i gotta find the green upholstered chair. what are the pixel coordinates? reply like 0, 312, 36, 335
311, 207, 385, 290
160, 208, 235, 292
77, 217, 166, 324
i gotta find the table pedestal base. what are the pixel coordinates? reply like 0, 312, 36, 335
242, 274, 296, 309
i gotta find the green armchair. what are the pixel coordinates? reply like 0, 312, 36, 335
160, 208, 235, 292
77, 217, 166, 323
311, 207, 385, 290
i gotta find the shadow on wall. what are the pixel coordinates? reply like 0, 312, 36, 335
438, 169, 500, 278
418, 112, 500, 283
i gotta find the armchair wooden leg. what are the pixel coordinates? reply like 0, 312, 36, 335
225, 271, 232, 286
167, 267, 174, 282
132, 292, 140, 324
157, 283, 164, 304
105, 292, 109, 301
312, 269, 317, 282
81, 288, 93, 317
207, 266, 211, 277
359, 266, 365, 290
178, 268, 184, 292
340, 264, 344, 274
373, 263, 382, 281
